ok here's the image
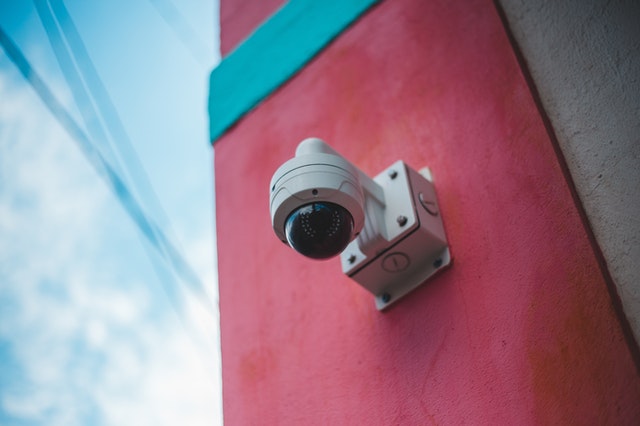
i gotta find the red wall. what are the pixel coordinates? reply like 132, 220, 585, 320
219, 0, 284, 56
214, 0, 640, 423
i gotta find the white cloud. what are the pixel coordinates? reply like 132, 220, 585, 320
0, 63, 221, 425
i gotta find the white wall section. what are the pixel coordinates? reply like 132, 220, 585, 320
498, 0, 640, 343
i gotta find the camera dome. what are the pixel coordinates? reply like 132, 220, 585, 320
285, 202, 354, 259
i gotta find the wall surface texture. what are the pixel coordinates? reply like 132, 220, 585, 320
212, 0, 640, 424
219, 0, 284, 55
499, 0, 640, 345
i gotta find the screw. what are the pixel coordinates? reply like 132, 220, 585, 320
388, 170, 398, 179
433, 258, 443, 268
348, 254, 357, 264
397, 215, 408, 226
381, 293, 391, 303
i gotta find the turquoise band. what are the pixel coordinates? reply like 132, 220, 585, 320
208, 0, 381, 142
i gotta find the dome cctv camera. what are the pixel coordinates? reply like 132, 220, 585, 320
270, 138, 366, 259
270, 138, 451, 310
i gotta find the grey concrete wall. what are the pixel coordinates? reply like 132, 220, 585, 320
497, 0, 640, 343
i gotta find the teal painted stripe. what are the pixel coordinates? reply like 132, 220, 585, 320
208, 0, 381, 142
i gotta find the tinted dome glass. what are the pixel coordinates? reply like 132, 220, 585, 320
285, 202, 354, 259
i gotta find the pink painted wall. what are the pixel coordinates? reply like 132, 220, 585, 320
219, 0, 284, 56
214, 0, 640, 424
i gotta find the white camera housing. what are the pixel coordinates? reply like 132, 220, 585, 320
270, 138, 450, 310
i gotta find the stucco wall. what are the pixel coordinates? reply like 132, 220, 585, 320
498, 0, 640, 344
219, 0, 284, 55
211, 0, 640, 423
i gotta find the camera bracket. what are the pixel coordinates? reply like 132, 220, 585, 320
340, 161, 451, 310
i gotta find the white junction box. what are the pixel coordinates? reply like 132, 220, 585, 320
340, 161, 450, 310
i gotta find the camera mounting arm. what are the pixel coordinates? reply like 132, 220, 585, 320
295, 138, 386, 205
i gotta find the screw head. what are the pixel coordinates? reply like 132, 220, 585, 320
348, 254, 357, 264
433, 258, 443, 268
388, 170, 398, 179
397, 215, 408, 226
381, 293, 391, 303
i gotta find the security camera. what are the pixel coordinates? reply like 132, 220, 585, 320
270, 138, 450, 310
270, 138, 365, 259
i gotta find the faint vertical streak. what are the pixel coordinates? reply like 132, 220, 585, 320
148, 0, 211, 65
47, 0, 171, 233
32, 0, 124, 177
42, 0, 214, 310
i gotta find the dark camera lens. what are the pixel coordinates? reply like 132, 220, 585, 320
285, 202, 354, 259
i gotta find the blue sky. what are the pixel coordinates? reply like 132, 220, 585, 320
0, 1, 221, 424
